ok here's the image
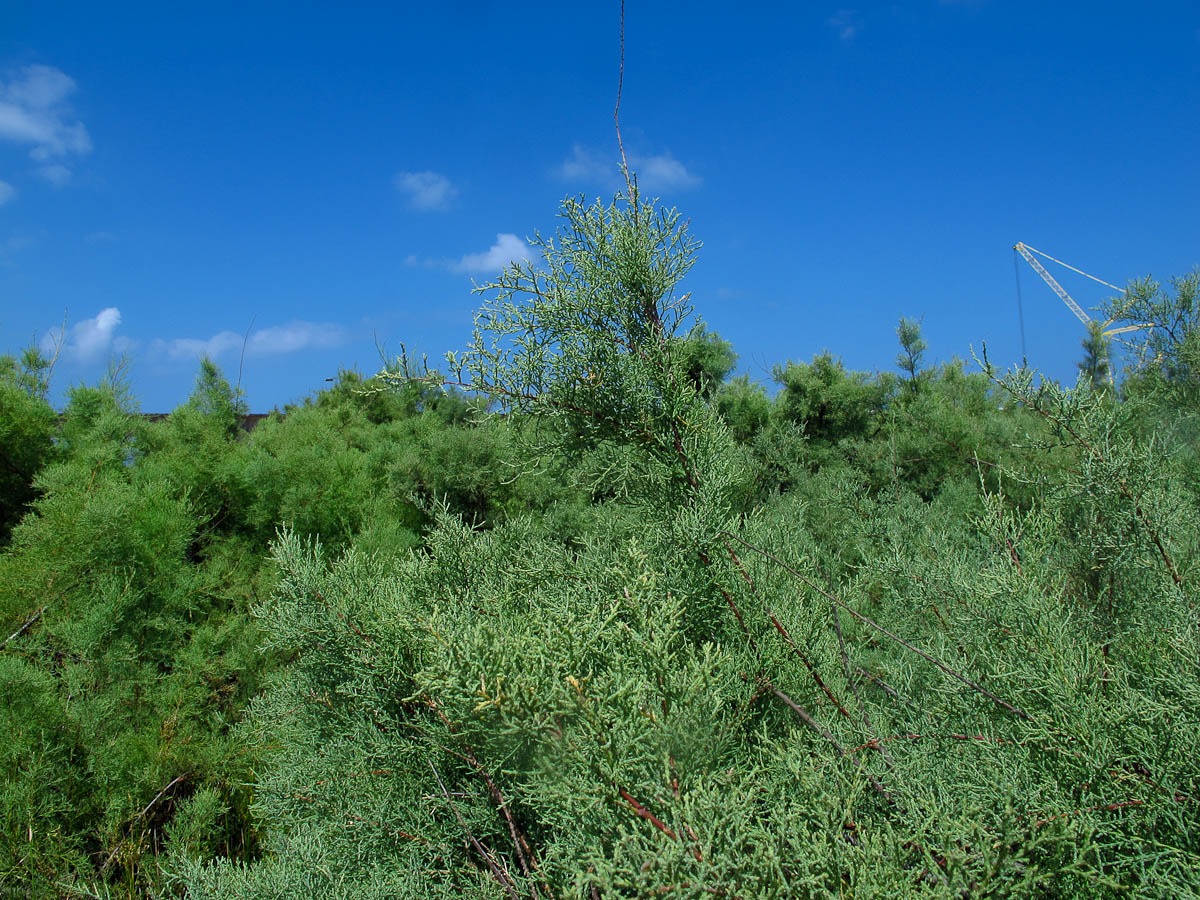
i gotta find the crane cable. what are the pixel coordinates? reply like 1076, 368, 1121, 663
1012, 249, 1027, 367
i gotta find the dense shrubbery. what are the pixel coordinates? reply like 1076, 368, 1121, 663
2, 193, 1198, 898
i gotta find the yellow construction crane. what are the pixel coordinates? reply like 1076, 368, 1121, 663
1012, 242, 1146, 338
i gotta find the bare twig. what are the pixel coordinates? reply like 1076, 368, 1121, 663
100, 774, 188, 872
430, 763, 522, 900
138, 774, 187, 821
3, 606, 45, 648
768, 613, 852, 721
235, 315, 255, 403
719, 530, 1034, 722
614, 0, 635, 201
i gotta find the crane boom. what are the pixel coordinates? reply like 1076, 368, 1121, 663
1014, 242, 1092, 326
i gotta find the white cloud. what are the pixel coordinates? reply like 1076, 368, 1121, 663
0, 180, 13, 205
393, 170, 458, 211
0, 65, 91, 182
828, 9, 861, 41
41, 306, 124, 363
156, 320, 348, 362
556, 144, 700, 192
455, 233, 531, 274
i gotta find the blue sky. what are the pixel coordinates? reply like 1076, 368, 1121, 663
1, 1, 1198, 411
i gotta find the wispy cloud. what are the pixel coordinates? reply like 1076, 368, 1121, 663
0, 65, 91, 183
558, 144, 611, 181
0, 180, 13, 205
828, 9, 862, 41
556, 143, 701, 192
0, 232, 37, 268
159, 332, 244, 362
154, 320, 348, 362
636, 154, 701, 191
454, 233, 532, 274
37, 163, 72, 186
393, 170, 458, 211
40, 307, 131, 363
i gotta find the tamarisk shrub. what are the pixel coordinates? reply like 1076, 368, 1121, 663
178, 192, 1199, 898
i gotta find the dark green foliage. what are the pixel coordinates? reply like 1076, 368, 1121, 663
715, 374, 771, 444
0, 349, 59, 544
773, 352, 890, 445
674, 322, 737, 399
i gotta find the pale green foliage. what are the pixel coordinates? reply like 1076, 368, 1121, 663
437, 195, 735, 511
1104, 270, 1200, 386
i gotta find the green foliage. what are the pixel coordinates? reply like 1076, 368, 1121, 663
715, 374, 771, 444
1106, 272, 1200, 496
1106, 269, 1200, 390
1078, 322, 1112, 390
0, 348, 59, 544
174, 192, 1200, 897
3, 193, 1199, 898
674, 322, 737, 399
0, 372, 275, 897
773, 352, 891, 445
895, 316, 928, 396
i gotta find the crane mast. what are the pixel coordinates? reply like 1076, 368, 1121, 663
1013, 242, 1092, 326
1013, 242, 1147, 338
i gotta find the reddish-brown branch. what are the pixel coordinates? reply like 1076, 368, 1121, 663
1032, 798, 1144, 828
426, 698, 543, 894
768, 613, 852, 721
618, 788, 704, 861
620, 788, 677, 840
1005, 538, 1023, 575
719, 530, 1033, 722
313, 590, 374, 646
430, 762, 521, 900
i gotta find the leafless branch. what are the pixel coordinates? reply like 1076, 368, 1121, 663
3, 606, 46, 648
719, 530, 1033, 722
430, 762, 522, 900
614, 0, 636, 203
